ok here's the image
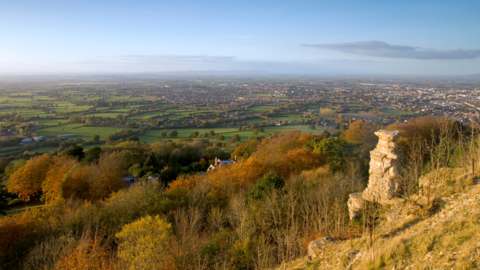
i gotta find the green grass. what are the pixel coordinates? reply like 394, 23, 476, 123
249, 105, 276, 112
37, 124, 128, 140
382, 110, 412, 115
137, 125, 323, 143
37, 119, 69, 126
30, 147, 59, 153
85, 112, 126, 118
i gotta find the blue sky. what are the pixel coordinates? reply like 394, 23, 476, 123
1, 0, 479, 75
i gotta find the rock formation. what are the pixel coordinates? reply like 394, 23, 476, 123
362, 130, 401, 203
348, 130, 401, 219
307, 237, 338, 261
347, 192, 365, 220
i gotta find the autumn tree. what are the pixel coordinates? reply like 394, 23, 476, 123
116, 215, 174, 270
7, 155, 53, 200
341, 120, 378, 152
230, 139, 259, 160
55, 238, 112, 270
87, 151, 129, 201
42, 156, 80, 202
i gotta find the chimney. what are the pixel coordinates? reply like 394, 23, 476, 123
234, 156, 237, 162
215, 157, 218, 166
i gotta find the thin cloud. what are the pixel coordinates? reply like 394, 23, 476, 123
114, 54, 236, 62
302, 41, 480, 60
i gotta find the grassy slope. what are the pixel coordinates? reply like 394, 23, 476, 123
280, 173, 480, 270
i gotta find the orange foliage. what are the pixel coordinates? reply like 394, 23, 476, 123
0, 211, 37, 268
201, 131, 326, 203
7, 154, 53, 200
62, 166, 92, 200
168, 175, 202, 193
341, 120, 378, 151
42, 156, 80, 202
386, 116, 451, 143
55, 239, 113, 270
298, 133, 319, 145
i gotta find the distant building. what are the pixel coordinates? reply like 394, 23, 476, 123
32, 136, 45, 142
20, 138, 34, 145
207, 156, 238, 171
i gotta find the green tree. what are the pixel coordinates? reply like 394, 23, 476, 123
208, 130, 215, 136
61, 145, 85, 161
168, 130, 178, 138
216, 134, 225, 141
0, 183, 9, 216
232, 134, 241, 142
92, 135, 100, 144
313, 137, 352, 172
83, 146, 102, 164
160, 129, 168, 137
4, 159, 27, 176
190, 131, 200, 138
248, 172, 285, 202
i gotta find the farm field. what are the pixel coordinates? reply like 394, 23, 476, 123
138, 125, 322, 144
37, 119, 69, 126
382, 109, 411, 115
37, 124, 128, 140
342, 111, 378, 119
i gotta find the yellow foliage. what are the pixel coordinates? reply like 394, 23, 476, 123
42, 156, 80, 202
115, 215, 176, 270
7, 154, 53, 200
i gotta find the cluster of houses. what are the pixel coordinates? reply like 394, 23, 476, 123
20, 136, 45, 145
207, 156, 238, 171
19, 134, 76, 145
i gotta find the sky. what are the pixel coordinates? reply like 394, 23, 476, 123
1, 0, 480, 75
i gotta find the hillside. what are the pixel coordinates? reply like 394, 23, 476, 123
279, 170, 480, 269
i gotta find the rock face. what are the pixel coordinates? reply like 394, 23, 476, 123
348, 130, 401, 219
347, 192, 364, 220
307, 237, 337, 261
362, 130, 401, 203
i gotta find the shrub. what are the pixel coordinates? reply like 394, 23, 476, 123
115, 215, 174, 270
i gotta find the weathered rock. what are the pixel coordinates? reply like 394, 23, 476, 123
307, 237, 337, 261
348, 192, 365, 220
362, 130, 401, 203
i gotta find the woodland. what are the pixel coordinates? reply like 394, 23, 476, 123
0, 116, 476, 270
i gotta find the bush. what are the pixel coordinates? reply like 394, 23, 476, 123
248, 172, 285, 203
116, 215, 174, 270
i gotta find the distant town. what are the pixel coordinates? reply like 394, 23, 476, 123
0, 74, 479, 158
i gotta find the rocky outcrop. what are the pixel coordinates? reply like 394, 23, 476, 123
348, 130, 401, 219
307, 237, 338, 261
348, 192, 365, 220
362, 130, 401, 203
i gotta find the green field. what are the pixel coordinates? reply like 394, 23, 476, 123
137, 125, 322, 144
37, 124, 128, 140
37, 119, 69, 126
382, 110, 411, 115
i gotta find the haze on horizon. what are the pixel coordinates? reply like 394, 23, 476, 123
1, 0, 480, 76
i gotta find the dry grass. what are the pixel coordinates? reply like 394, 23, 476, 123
278, 170, 480, 270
